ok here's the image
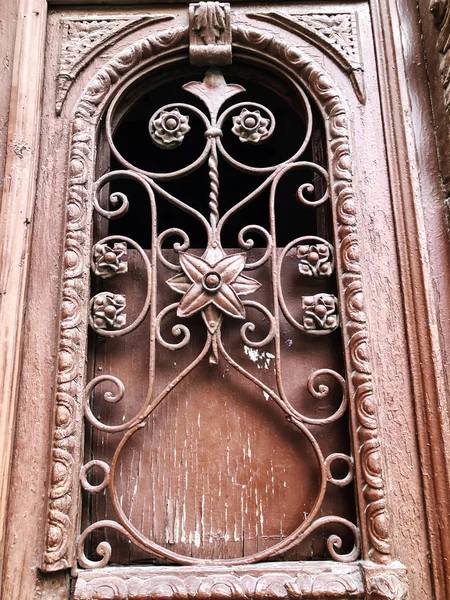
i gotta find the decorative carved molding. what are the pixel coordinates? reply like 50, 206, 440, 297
189, 2, 232, 65
44, 22, 393, 571
42, 27, 189, 572
74, 564, 365, 599
366, 575, 408, 600
74, 563, 408, 599
249, 12, 365, 104
362, 563, 408, 600
56, 15, 173, 115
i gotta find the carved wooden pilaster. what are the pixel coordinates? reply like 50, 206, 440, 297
189, 2, 232, 65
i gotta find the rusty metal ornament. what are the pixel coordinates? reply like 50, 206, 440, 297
78, 65, 362, 570
149, 108, 191, 149
302, 294, 339, 332
92, 241, 127, 278
231, 108, 272, 144
90, 292, 126, 331
297, 240, 334, 277
167, 251, 261, 328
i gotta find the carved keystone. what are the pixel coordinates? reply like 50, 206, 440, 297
189, 2, 232, 66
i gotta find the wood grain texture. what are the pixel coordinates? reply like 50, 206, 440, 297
0, 0, 19, 194
420, 0, 450, 190
0, 3, 444, 599
369, 0, 450, 594
0, 0, 47, 590
87, 252, 350, 563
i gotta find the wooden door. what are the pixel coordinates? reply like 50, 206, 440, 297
4, 2, 437, 599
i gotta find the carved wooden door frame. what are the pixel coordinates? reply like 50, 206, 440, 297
38, 15, 405, 596
1, 1, 449, 599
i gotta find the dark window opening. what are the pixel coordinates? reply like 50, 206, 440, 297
99, 62, 330, 250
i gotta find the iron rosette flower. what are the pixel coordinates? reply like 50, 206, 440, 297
302, 293, 339, 332
90, 292, 126, 331
166, 252, 261, 333
149, 108, 191, 149
92, 242, 127, 279
231, 108, 271, 144
297, 243, 333, 278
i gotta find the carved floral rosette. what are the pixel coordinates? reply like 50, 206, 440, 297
43, 19, 396, 590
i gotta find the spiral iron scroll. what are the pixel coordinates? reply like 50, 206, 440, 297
79, 67, 359, 569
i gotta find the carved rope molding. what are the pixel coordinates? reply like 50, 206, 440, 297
43, 23, 392, 572
249, 12, 365, 104
55, 15, 173, 115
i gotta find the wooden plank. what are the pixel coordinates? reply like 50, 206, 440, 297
0, 0, 19, 193
369, 0, 450, 595
0, 0, 47, 588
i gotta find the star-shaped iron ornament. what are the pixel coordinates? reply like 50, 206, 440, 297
167, 252, 261, 334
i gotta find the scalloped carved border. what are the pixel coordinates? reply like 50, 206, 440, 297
43, 22, 392, 572
74, 563, 365, 599
73, 563, 408, 599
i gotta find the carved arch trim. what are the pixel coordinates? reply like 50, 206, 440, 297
43, 23, 392, 574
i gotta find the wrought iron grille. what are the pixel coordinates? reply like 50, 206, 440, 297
79, 66, 359, 568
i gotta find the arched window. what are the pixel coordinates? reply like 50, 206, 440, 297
41, 8, 410, 599
83, 61, 356, 567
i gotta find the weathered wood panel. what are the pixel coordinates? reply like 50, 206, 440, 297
0, 3, 444, 599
